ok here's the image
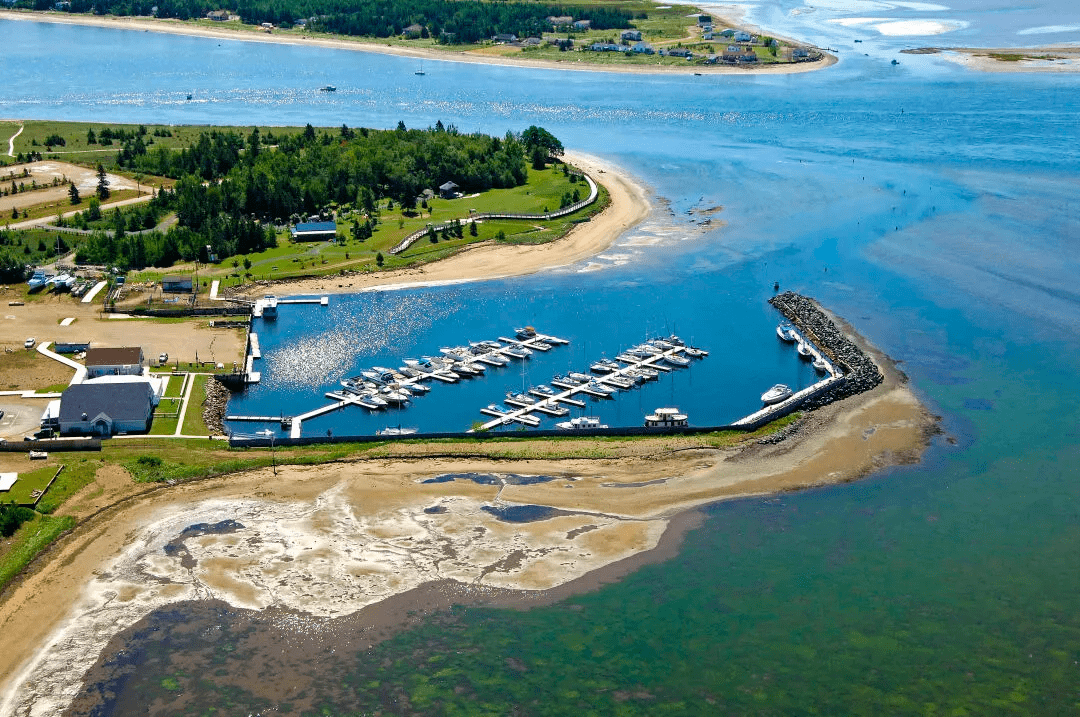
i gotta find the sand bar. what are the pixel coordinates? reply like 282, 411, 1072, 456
0, 316, 937, 715
0, 10, 835, 76
903, 45, 1080, 72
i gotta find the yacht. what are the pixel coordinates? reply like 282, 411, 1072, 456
555, 416, 608, 430
644, 407, 688, 429
261, 294, 278, 319
551, 374, 583, 390
797, 342, 814, 359
504, 346, 532, 359
27, 270, 52, 292
582, 381, 616, 398
777, 324, 797, 342
604, 375, 634, 390
568, 371, 593, 383
683, 346, 708, 358
505, 392, 537, 408
590, 359, 620, 374
528, 385, 559, 399
664, 354, 691, 367
761, 384, 793, 405
813, 358, 830, 374
515, 326, 537, 339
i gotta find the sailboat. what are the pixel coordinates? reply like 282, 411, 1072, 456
415, 61, 425, 76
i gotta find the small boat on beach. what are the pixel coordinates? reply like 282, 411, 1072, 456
761, 384, 793, 405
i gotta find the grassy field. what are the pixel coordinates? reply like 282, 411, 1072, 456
163, 373, 187, 398
180, 375, 211, 435
2, 465, 58, 505
128, 162, 606, 288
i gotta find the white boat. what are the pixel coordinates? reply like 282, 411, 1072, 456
377, 426, 417, 436
797, 342, 813, 359
380, 388, 411, 405
665, 354, 691, 367
644, 407, 688, 428
582, 381, 615, 397
515, 326, 537, 339
27, 270, 52, 292
777, 324, 796, 342
761, 384, 793, 405
684, 346, 708, 358
813, 358, 830, 373
528, 385, 558, 398
604, 375, 634, 390
556, 416, 608, 430
590, 359, 620, 374
505, 392, 536, 407
504, 346, 532, 359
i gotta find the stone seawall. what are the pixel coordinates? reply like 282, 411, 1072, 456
203, 377, 231, 435
769, 291, 883, 409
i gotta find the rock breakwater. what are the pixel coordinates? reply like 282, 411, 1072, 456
769, 291, 883, 409
202, 377, 231, 435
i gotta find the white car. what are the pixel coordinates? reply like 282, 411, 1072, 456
24, 337, 35, 349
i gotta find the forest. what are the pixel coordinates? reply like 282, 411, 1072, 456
68, 123, 550, 270
25, 0, 633, 43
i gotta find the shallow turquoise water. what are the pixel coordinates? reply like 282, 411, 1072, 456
3, 8, 1079, 714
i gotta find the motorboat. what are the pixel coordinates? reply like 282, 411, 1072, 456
683, 346, 708, 358
532, 401, 570, 417
504, 346, 532, 359
644, 407, 688, 429
615, 353, 640, 364
28, 270, 52, 292
481, 404, 508, 418
628, 366, 659, 381
582, 381, 615, 398
761, 384, 793, 405
664, 354, 691, 367
568, 371, 592, 383
515, 326, 537, 339
797, 342, 814, 359
528, 385, 559, 398
604, 375, 634, 390
556, 416, 609, 430
380, 387, 411, 405
261, 295, 278, 318
378, 425, 414, 436
777, 324, 797, 342
590, 359, 620, 374
813, 358, 830, 374
551, 375, 583, 390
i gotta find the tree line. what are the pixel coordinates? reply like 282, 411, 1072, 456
70, 123, 556, 271
29, 0, 632, 42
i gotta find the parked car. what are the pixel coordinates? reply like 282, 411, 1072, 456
24, 337, 35, 348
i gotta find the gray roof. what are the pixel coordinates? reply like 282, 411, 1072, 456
59, 382, 154, 424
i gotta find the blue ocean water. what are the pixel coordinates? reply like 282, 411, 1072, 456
2, 6, 1080, 712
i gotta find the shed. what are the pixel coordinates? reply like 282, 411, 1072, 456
161, 275, 194, 293
58, 382, 155, 436
291, 221, 338, 242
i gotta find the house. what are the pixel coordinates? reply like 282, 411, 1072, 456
294, 18, 307, 27
667, 47, 693, 59
58, 382, 155, 436
161, 275, 193, 293
85, 347, 144, 378
792, 47, 810, 59
734, 30, 752, 42
439, 181, 460, 198
54, 1, 70, 9
524, 36, 543, 46
206, 9, 229, 21
621, 30, 642, 42
697, 15, 712, 26
701, 24, 713, 32
572, 19, 591, 31
722, 45, 756, 62
719, 29, 735, 38
492, 33, 518, 43
547, 15, 573, 28
703, 32, 713, 40
632, 41, 654, 54
291, 221, 338, 242
547, 38, 574, 50
260, 22, 273, 30
403, 23, 424, 39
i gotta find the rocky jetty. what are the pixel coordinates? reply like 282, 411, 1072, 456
769, 291, 883, 409
202, 377, 231, 436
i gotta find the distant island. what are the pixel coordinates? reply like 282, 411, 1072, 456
0, 4, 833, 74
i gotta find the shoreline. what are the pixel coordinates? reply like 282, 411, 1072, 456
229, 150, 651, 298
0, 313, 939, 714
0, 10, 836, 76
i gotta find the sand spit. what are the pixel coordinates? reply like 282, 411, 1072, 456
0, 311, 938, 715
0, 10, 835, 76
903, 45, 1080, 72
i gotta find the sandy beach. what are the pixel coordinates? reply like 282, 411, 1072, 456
230, 150, 652, 298
0, 10, 836, 76
0, 316, 937, 715
903, 45, 1080, 73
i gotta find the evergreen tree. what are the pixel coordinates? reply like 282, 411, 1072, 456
68, 181, 81, 205
96, 164, 110, 200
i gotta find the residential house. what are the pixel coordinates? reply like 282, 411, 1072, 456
733, 30, 752, 42
58, 382, 155, 436
667, 47, 693, 59
703, 32, 713, 40
291, 221, 338, 242
718, 29, 735, 38
792, 47, 810, 59
403, 23, 424, 39
547, 15, 573, 29
84, 347, 144, 378
161, 275, 193, 293
206, 9, 229, 21
547, 38, 574, 50
492, 33, 517, 43
439, 181, 460, 198
722, 45, 756, 62
621, 30, 642, 42
632, 41, 655, 54
697, 15, 712, 26
572, 19, 591, 31
524, 36, 543, 46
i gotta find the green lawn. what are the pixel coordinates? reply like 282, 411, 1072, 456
2, 466, 59, 506
163, 373, 187, 398
181, 375, 211, 436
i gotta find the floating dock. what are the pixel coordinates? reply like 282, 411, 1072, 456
475, 342, 706, 431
